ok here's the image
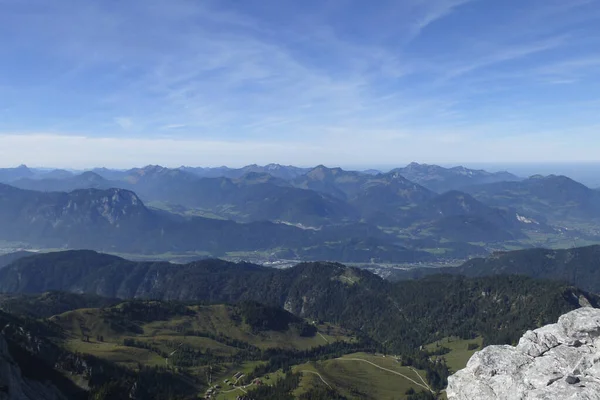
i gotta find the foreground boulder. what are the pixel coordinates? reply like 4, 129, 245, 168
447, 307, 600, 400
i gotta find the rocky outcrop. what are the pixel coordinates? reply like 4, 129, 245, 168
447, 307, 600, 400
0, 333, 67, 400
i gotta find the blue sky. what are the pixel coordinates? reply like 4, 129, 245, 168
0, 0, 599, 168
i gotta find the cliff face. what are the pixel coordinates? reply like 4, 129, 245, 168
447, 307, 600, 400
0, 334, 67, 400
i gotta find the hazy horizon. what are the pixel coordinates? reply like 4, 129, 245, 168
4, 161, 600, 187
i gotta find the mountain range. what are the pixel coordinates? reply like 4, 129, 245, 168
463, 174, 600, 223
180, 163, 312, 180
392, 163, 521, 193
0, 249, 595, 351
0, 183, 434, 262
1, 162, 599, 262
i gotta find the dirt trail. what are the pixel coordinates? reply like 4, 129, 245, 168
336, 357, 434, 393
301, 370, 332, 389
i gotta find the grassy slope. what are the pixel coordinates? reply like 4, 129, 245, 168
52, 304, 344, 351
51, 303, 357, 398
51, 304, 436, 400
215, 352, 433, 400
293, 352, 430, 400
425, 336, 483, 373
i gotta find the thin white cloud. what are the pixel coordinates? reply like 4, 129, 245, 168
163, 124, 187, 129
443, 36, 568, 79
535, 56, 600, 82
114, 117, 134, 129
409, 0, 475, 41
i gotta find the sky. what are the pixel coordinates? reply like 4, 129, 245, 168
0, 0, 599, 168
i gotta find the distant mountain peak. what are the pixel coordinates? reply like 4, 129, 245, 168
78, 171, 104, 180
66, 187, 146, 224
74, 187, 141, 202
529, 174, 546, 179
384, 170, 411, 182
527, 174, 586, 187
236, 171, 285, 185
265, 163, 290, 171
140, 164, 167, 173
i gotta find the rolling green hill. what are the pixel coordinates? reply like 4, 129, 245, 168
1, 250, 595, 352
390, 244, 600, 295
0, 249, 598, 399
1, 296, 417, 400
456, 245, 600, 293
0, 291, 119, 318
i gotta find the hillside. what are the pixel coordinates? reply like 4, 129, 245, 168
0, 294, 422, 400
181, 163, 311, 180
0, 250, 595, 351
399, 191, 534, 242
17, 165, 437, 227
291, 166, 437, 225
463, 174, 600, 223
456, 245, 600, 293
389, 244, 600, 296
0, 250, 34, 268
115, 166, 355, 226
13, 167, 359, 226
4, 164, 600, 262
348, 171, 435, 224
393, 163, 520, 193
0, 250, 598, 398
144, 176, 358, 226
0, 164, 35, 182
0, 305, 208, 400
0, 184, 427, 262
0, 291, 119, 318
292, 166, 435, 210
292, 165, 373, 200
10, 171, 115, 192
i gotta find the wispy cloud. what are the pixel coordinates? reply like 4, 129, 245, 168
1, 0, 599, 165
408, 0, 475, 41
442, 35, 568, 79
534, 56, 600, 82
163, 124, 187, 130
114, 117, 134, 130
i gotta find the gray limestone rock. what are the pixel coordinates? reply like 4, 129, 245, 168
0, 334, 67, 400
447, 307, 600, 400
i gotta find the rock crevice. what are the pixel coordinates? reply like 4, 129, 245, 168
447, 307, 600, 400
